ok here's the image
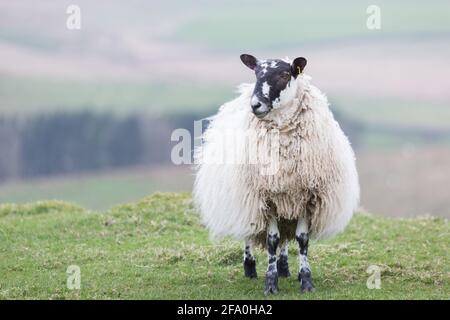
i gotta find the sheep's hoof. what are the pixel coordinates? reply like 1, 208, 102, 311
264, 271, 279, 295
277, 256, 291, 277
299, 271, 315, 293
244, 259, 258, 279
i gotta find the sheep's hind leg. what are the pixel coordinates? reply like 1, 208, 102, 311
277, 240, 291, 277
296, 219, 315, 293
243, 238, 257, 279
264, 217, 280, 295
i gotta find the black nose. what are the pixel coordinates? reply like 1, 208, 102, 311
251, 102, 262, 111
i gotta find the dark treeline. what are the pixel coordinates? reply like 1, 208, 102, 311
0, 112, 199, 181
21, 112, 142, 176
1, 109, 445, 182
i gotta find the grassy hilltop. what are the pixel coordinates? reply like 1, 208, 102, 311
0, 193, 448, 299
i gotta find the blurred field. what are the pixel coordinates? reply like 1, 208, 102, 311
359, 147, 450, 218
1, 145, 449, 218
0, 75, 232, 116
333, 97, 450, 131
0, 166, 192, 210
0, 0, 449, 218
1, 74, 449, 130
173, 0, 450, 49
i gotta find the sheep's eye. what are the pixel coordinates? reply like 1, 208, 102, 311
281, 72, 291, 80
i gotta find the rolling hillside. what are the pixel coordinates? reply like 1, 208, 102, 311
0, 193, 448, 299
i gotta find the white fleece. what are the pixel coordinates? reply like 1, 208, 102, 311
193, 74, 360, 242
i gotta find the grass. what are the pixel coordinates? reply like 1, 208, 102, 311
0, 192, 448, 299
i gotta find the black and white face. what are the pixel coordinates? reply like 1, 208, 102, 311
240, 54, 307, 118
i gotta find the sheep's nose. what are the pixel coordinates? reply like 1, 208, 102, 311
251, 102, 262, 111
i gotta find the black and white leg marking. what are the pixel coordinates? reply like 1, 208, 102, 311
243, 238, 257, 279
296, 219, 315, 293
265, 217, 280, 295
277, 240, 291, 277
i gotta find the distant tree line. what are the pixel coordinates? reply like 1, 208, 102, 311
4, 108, 446, 182
0, 112, 199, 181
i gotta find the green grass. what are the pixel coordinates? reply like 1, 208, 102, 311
0, 192, 448, 299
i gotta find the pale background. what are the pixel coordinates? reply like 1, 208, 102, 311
0, 0, 449, 217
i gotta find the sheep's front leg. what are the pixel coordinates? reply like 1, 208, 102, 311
296, 219, 315, 293
277, 240, 291, 277
264, 217, 280, 295
243, 238, 257, 279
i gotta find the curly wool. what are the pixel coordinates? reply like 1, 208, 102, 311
193, 74, 359, 245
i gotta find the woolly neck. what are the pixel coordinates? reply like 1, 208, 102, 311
256, 74, 313, 132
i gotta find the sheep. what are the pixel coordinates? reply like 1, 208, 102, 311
193, 54, 360, 294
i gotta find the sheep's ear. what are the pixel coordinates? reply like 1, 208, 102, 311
291, 57, 307, 78
240, 54, 258, 70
